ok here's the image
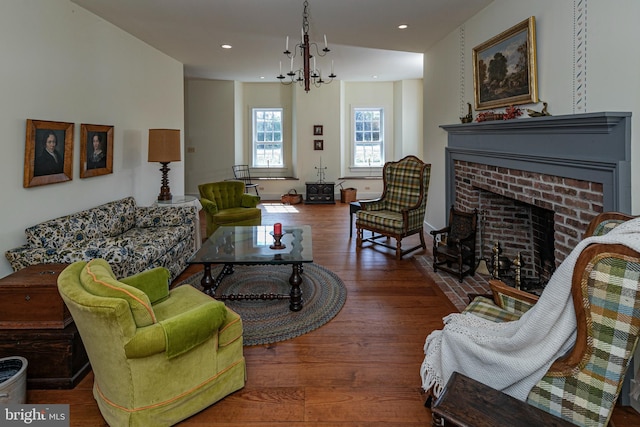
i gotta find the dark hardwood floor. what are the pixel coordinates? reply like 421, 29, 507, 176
28, 202, 640, 426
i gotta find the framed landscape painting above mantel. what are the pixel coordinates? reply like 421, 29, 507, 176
473, 16, 538, 110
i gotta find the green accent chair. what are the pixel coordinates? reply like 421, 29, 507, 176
199, 180, 261, 238
356, 155, 431, 260
57, 259, 246, 427
432, 212, 640, 427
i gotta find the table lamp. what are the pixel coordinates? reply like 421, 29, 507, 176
148, 129, 181, 201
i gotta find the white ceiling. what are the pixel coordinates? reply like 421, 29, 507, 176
71, 0, 493, 83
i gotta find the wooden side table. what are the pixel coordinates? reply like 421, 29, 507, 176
431, 372, 574, 426
349, 202, 361, 237
0, 264, 90, 389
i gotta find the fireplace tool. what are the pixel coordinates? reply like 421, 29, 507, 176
475, 210, 490, 275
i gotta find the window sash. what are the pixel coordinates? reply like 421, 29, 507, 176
253, 108, 283, 167
353, 108, 384, 167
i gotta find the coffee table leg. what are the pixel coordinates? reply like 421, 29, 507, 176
201, 263, 215, 296
201, 263, 234, 296
289, 263, 304, 311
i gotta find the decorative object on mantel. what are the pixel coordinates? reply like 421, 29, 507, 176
148, 128, 181, 201
473, 16, 538, 110
476, 111, 504, 122
276, 0, 336, 92
527, 100, 551, 117
459, 102, 473, 123
503, 105, 523, 120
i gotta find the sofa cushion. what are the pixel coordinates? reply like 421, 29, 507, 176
80, 259, 156, 327
25, 210, 102, 249
93, 197, 137, 237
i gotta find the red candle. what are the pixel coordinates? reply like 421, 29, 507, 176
274, 223, 282, 235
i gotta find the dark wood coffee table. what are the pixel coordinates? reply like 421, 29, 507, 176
187, 225, 313, 311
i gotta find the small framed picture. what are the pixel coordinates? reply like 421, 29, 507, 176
313, 125, 323, 136
23, 119, 74, 188
80, 124, 114, 178
314, 140, 324, 150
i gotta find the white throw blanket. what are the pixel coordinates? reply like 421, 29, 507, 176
420, 217, 640, 401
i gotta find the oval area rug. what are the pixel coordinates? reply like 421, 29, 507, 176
177, 263, 347, 346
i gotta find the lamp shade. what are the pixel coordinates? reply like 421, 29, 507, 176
148, 129, 181, 162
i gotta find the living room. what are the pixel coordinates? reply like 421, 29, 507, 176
2, 1, 639, 280
1, 0, 640, 425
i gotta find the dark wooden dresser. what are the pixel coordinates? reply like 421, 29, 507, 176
305, 182, 335, 204
0, 264, 90, 389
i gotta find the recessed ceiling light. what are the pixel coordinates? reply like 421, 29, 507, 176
260, 76, 265, 80
372, 75, 379, 79
221, 44, 232, 49
398, 24, 408, 30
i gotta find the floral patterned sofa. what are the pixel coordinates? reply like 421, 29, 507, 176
5, 197, 196, 280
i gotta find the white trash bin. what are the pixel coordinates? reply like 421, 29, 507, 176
0, 356, 28, 404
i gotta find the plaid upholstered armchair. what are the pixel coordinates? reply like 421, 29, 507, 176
356, 155, 431, 260
429, 212, 640, 427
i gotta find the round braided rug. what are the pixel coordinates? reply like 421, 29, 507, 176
178, 263, 347, 346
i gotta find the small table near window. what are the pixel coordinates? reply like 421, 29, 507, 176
155, 195, 203, 250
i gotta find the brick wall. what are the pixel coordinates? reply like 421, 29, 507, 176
454, 160, 605, 272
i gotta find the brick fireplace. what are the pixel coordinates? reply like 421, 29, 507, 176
441, 112, 631, 284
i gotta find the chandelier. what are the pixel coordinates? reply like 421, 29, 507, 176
277, 0, 336, 92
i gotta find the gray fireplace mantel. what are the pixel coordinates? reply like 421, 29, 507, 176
440, 111, 632, 213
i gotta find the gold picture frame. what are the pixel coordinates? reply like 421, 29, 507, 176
80, 124, 114, 178
23, 119, 74, 188
473, 16, 538, 110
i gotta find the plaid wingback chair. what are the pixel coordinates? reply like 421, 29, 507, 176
438, 212, 640, 427
356, 155, 431, 260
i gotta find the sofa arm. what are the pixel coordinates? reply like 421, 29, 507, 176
489, 279, 538, 316
135, 206, 197, 228
200, 198, 219, 216
119, 267, 170, 304
358, 198, 384, 211
124, 289, 227, 359
241, 193, 260, 208
5, 245, 62, 271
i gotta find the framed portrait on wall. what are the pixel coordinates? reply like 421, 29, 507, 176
23, 119, 74, 188
314, 140, 324, 150
473, 16, 538, 110
313, 125, 323, 136
80, 123, 114, 178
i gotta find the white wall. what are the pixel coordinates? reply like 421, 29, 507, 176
424, 0, 640, 230
0, 0, 185, 278
184, 78, 420, 201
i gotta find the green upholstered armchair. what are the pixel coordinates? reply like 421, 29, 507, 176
356, 155, 431, 260
57, 259, 246, 427
198, 180, 261, 238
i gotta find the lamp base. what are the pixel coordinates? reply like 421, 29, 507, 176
157, 162, 173, 201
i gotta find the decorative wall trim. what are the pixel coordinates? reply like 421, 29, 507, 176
459, 25, 466, 117
574, 0, 588, 113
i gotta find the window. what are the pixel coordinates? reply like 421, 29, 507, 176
252, 108, 283, 167
353, 107, 384, 167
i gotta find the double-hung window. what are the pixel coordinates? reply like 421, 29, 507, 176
353, 107, 384, 167
252, 108, 283, 167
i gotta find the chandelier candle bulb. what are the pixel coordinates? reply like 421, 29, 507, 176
274, 223, 282, 235
324, 34, 327, 48
285, 36, 289, 51
279, 61, 282, 75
